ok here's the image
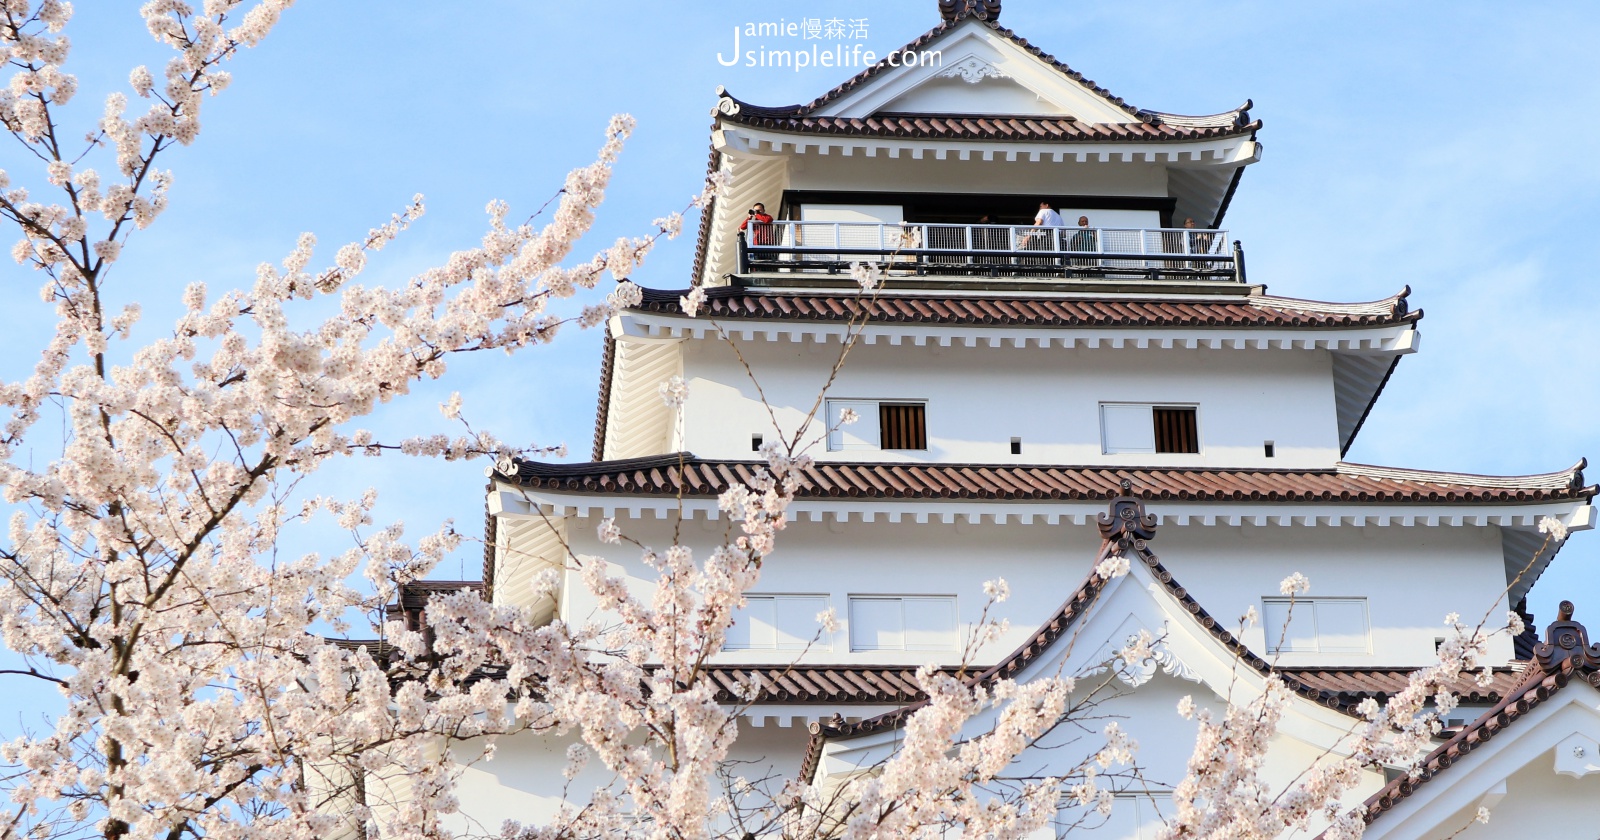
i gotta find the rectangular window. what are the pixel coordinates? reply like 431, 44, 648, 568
725, 595, 829, 650
1261, 597, 1370, 654
848, 596, 957, 651
1100, 403, 1200, 455
1071, 793, 1170, 838
1153, 407, 1199, 454
879, 403, 927, 450
827, 399, 927, 451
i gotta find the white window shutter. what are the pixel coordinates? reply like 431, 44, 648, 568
902, 597, 958, 650
850, 598, 904, 650
828, 400, 881, 451
1263, 599, 1316, 653
775, 596, 828, 649
1316, 600, 1370, 653
727, 596, 777, 650
1101, 404, 1156, 454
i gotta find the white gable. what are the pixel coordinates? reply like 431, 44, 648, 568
812, 20, 1141, 123
1367, 681, 1600, 839
815, 554, 1374, 782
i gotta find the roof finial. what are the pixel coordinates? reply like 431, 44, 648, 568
1533, 599, 1600, 671
939, 0, 1001, 23
1097, 481, 1157, 552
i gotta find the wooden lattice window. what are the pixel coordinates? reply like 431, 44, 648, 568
1153, 407, 1199, 454
878, 403, 927, 450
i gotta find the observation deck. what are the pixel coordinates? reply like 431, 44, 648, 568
735, 221, 1245, 292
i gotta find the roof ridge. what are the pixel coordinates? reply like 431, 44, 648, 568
1141, 100, 1254, 128
500, 456, 1596, 504
1248, 287, 1410, 317
1335, 459, 1586, 491
627, 288, 1421, 329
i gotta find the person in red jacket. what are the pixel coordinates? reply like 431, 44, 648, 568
739, 203, 775, 246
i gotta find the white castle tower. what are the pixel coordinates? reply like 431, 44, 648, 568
453, 2, 1600, 836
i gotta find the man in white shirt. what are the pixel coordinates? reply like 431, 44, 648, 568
1020, 202, 1066, 266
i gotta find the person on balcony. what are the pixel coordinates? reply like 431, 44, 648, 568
740, 203, 775, 246
1162, 217, 1193, 270
1019, 202, 1064, 266
1184, 217, 1216, 271
1034, 202, 1065, 228
1069, 215, 1098, 269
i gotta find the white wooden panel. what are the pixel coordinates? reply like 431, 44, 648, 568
903, 597, 958, 651
727, 596, 777, 650
1101, 403, 1155, 454
774, 595, 828, 650
1316, 599, 1370, 654
828, 399, 881, 451
1263, 599, 1316, 654
849, 597, 904, 651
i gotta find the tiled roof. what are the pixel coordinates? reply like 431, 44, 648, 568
502, 455, 1595, 506
634, 286, 1420, 330
702, 666, 956, 705
1280, 667, 1526, 706
718, 108, 1259, 144
696, 664, 1527, 707
1348, 604, 1600, 831
590, 330, 617, 461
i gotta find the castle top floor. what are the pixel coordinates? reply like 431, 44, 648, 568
694, 0, 1261, 293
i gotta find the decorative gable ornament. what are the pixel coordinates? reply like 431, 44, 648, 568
1532, 600, 1600, 671
1095, 618, 1200, 688
939, 0, 1002, 22
1097, 479, 1158, 554
938, 56, 1008, 84
1554, 732, 1600, 778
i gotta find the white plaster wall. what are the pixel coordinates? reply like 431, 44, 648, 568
557, 514, 1101, 668
880, 74, 1072, 115
1423, 748, 1600, 840
436, 676, 1387, 839
1153, 523, 1516, 666
678, 338, 1341, 469
547, 512, 1513, 669
786, 152, 1170, 199
1035, 674, 1386, 836
444, 722, 813, 836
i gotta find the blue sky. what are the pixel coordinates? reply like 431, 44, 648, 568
3, 1, 1598, 724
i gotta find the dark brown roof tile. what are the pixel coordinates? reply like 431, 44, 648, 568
503, 456, 1593, 506
633, 287, 1420, 330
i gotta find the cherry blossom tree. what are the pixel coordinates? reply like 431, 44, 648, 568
0, 4, 1538, 840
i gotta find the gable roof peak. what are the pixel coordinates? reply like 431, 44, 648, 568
939, 0, 1002, 22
